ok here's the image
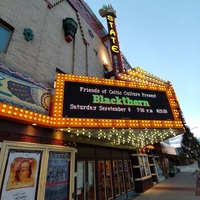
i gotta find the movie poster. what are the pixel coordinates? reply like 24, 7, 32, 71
44, 151, 71, 200
0, 150, 41, 200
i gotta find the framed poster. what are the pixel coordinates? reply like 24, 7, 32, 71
143, 156, 150, 176
44, 151, 71, 200
0, 149, 42, 200
139, 156, 145, 177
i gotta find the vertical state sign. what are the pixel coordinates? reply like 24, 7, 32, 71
63, 81, 174, 120
107, 14, 124, 76
99, 5, 124, 78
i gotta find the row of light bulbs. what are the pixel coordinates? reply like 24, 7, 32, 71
58, 127, 178, 148
0, 102, 183, 129
128, 67, 168, 84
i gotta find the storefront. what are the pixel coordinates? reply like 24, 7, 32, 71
152, 142, 178, 181
0, 71, 184, 199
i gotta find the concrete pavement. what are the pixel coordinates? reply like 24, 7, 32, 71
132, 162, 200, 200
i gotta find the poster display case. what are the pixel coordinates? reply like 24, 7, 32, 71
131, 153, 153, 192
132, 154, 151, 178
0, 141, 76, 200
148, 155, 158, 183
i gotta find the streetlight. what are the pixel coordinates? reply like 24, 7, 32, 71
191, 126, 198, 132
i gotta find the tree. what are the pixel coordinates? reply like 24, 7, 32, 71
181, 125, 200, 161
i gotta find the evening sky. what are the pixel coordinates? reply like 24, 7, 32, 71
85, 0, 200, 146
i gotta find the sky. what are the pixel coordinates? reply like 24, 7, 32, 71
84, 0, 200, 146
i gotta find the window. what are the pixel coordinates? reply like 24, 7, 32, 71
0, 20, 14, 53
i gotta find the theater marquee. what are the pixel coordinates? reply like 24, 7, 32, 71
0, 74, 184, 130
63, 81, 174, 120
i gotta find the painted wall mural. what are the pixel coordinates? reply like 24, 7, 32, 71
0, 62, 51, 114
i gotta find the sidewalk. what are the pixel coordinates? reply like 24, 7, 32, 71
132, 162, 200, 200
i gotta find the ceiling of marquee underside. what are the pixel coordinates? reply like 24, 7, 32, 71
56, 127, 184, 149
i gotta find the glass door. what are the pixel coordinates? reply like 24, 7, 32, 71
124, 160, 131, 191
112, 160, 120, 197
98, 160, 113, 200
123, 160, 135, 191
118, 160, 125, 194
76, 161, 96, 200
77, 161, 85, 200
87, 161, 96, 200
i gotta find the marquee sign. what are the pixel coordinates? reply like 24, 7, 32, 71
63, 81, 174, 120
0, 74, 184, 130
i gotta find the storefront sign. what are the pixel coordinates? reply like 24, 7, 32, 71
63, 81, 174, 120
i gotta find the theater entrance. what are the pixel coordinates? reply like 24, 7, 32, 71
76, 144, 136, 200
76, 160, 96, 200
